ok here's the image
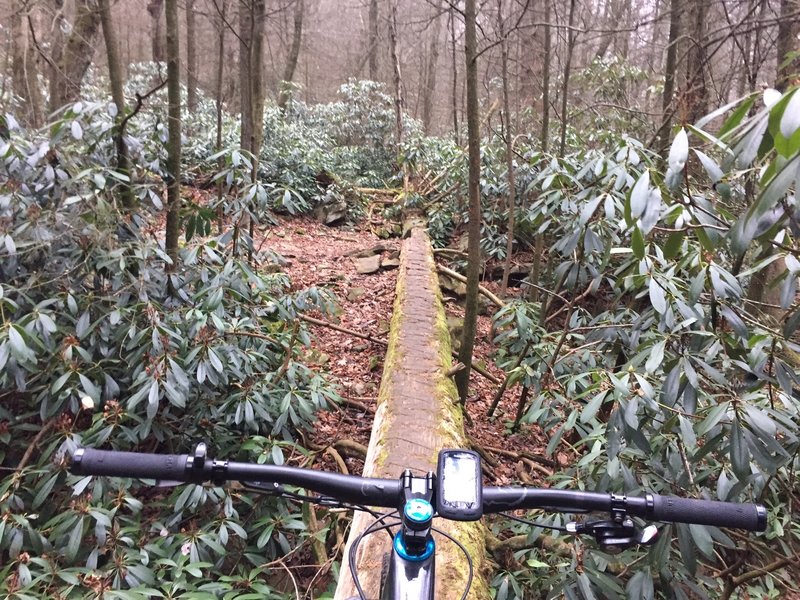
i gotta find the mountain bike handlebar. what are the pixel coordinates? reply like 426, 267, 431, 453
71, 447, 767, 531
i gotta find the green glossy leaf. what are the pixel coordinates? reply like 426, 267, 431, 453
626, 570, 654, 600
743, 404, 777, 439
668, 128, 689, 172
693, 149, 723, 183
630, 171, 650, 219
702, 95, 755, 136
631, 226, 645, 259
752, 154, 800, 218
663, 231, 684, 259
645, 340, 666, 374
689, 524, 715, 559
66, 517, 84, 562
662, 365, 681, 406
734, 117, 768, 169
649, 277, 667, 314
730, 417, 751, 480
580, 391, 607, 423
779, 89, 800, 138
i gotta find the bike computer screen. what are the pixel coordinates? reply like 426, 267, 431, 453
436, 449, 482, 521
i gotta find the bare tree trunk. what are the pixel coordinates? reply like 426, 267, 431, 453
11, 0, 44, 127
47, 0, 67, 113
455, 0, 481, 403
148, 0, 165, 63
215, 0, 226, 232
239, 0, 253, 153
278, 0, 304, 112
422, 0, 444, 133
165, 0, 181, 271
684, 0, 708, 124
777, 0, 800, 89
540, 0, 551, 152
251, 0, 265, 155
368, 0, 379, 80
239, 0, 265, 156
558, 0, 577, 157
499, 0, 516, 296
51, 0, 101, 112
449, 6, 459, 144
594, 0, 615, 59
99, 0, 134, 208
749, 0, 769, 93
389, 2, 404, 147
186, 0, 198, 111
655, 0, 680, 155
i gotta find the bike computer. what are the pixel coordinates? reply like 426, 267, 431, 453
436, 449, 482, 521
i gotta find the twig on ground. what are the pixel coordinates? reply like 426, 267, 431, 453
436, 265, 506, 308
446, 362, 466, 377
334, 439, 368, 459
325, 446, 349, 474
17, 420, 56, 473
300, 314, 388, 346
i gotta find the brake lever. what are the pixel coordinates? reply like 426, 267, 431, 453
567, 518, 658, 554
242, 481, 285, 495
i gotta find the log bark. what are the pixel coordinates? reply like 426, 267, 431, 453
333, 227, 489, 599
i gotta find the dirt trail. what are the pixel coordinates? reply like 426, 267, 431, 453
261, 215, 551, 486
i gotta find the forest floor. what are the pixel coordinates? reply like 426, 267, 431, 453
258, 214, 561, 486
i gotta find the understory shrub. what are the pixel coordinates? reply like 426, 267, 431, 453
0, 98, 341, 598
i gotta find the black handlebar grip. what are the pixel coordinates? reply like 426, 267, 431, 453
651, 495, 767, 531
71, 448, 189, 480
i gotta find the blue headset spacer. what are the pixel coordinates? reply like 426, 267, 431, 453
405, 498, 434, 524
393, 499, 435, 561
393, 531, 435, 562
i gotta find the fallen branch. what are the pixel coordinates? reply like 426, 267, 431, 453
339, 396, 375, 412
487, 340, 532, 417
437, 265, 506, 308
483, 444, 557, 468
721, 556, 797, 600
325, 447, 349, 475
299, 314, 388, 346
333, 439, 368, 459
355, 187, 402, 195
446, 362, 466, 377
433, 248, 468, 257
451, 351, 502, 385
469, 441, 500, 468
17, 420, 56, 473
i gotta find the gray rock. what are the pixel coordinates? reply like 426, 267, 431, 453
355, 254, 381, 274
314, 200, 348, 226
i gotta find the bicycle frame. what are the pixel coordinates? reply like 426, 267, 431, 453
381, 549, 435, 600
376, 470, 438, 599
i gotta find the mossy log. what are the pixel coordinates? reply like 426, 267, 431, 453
333, 226, 490, 599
